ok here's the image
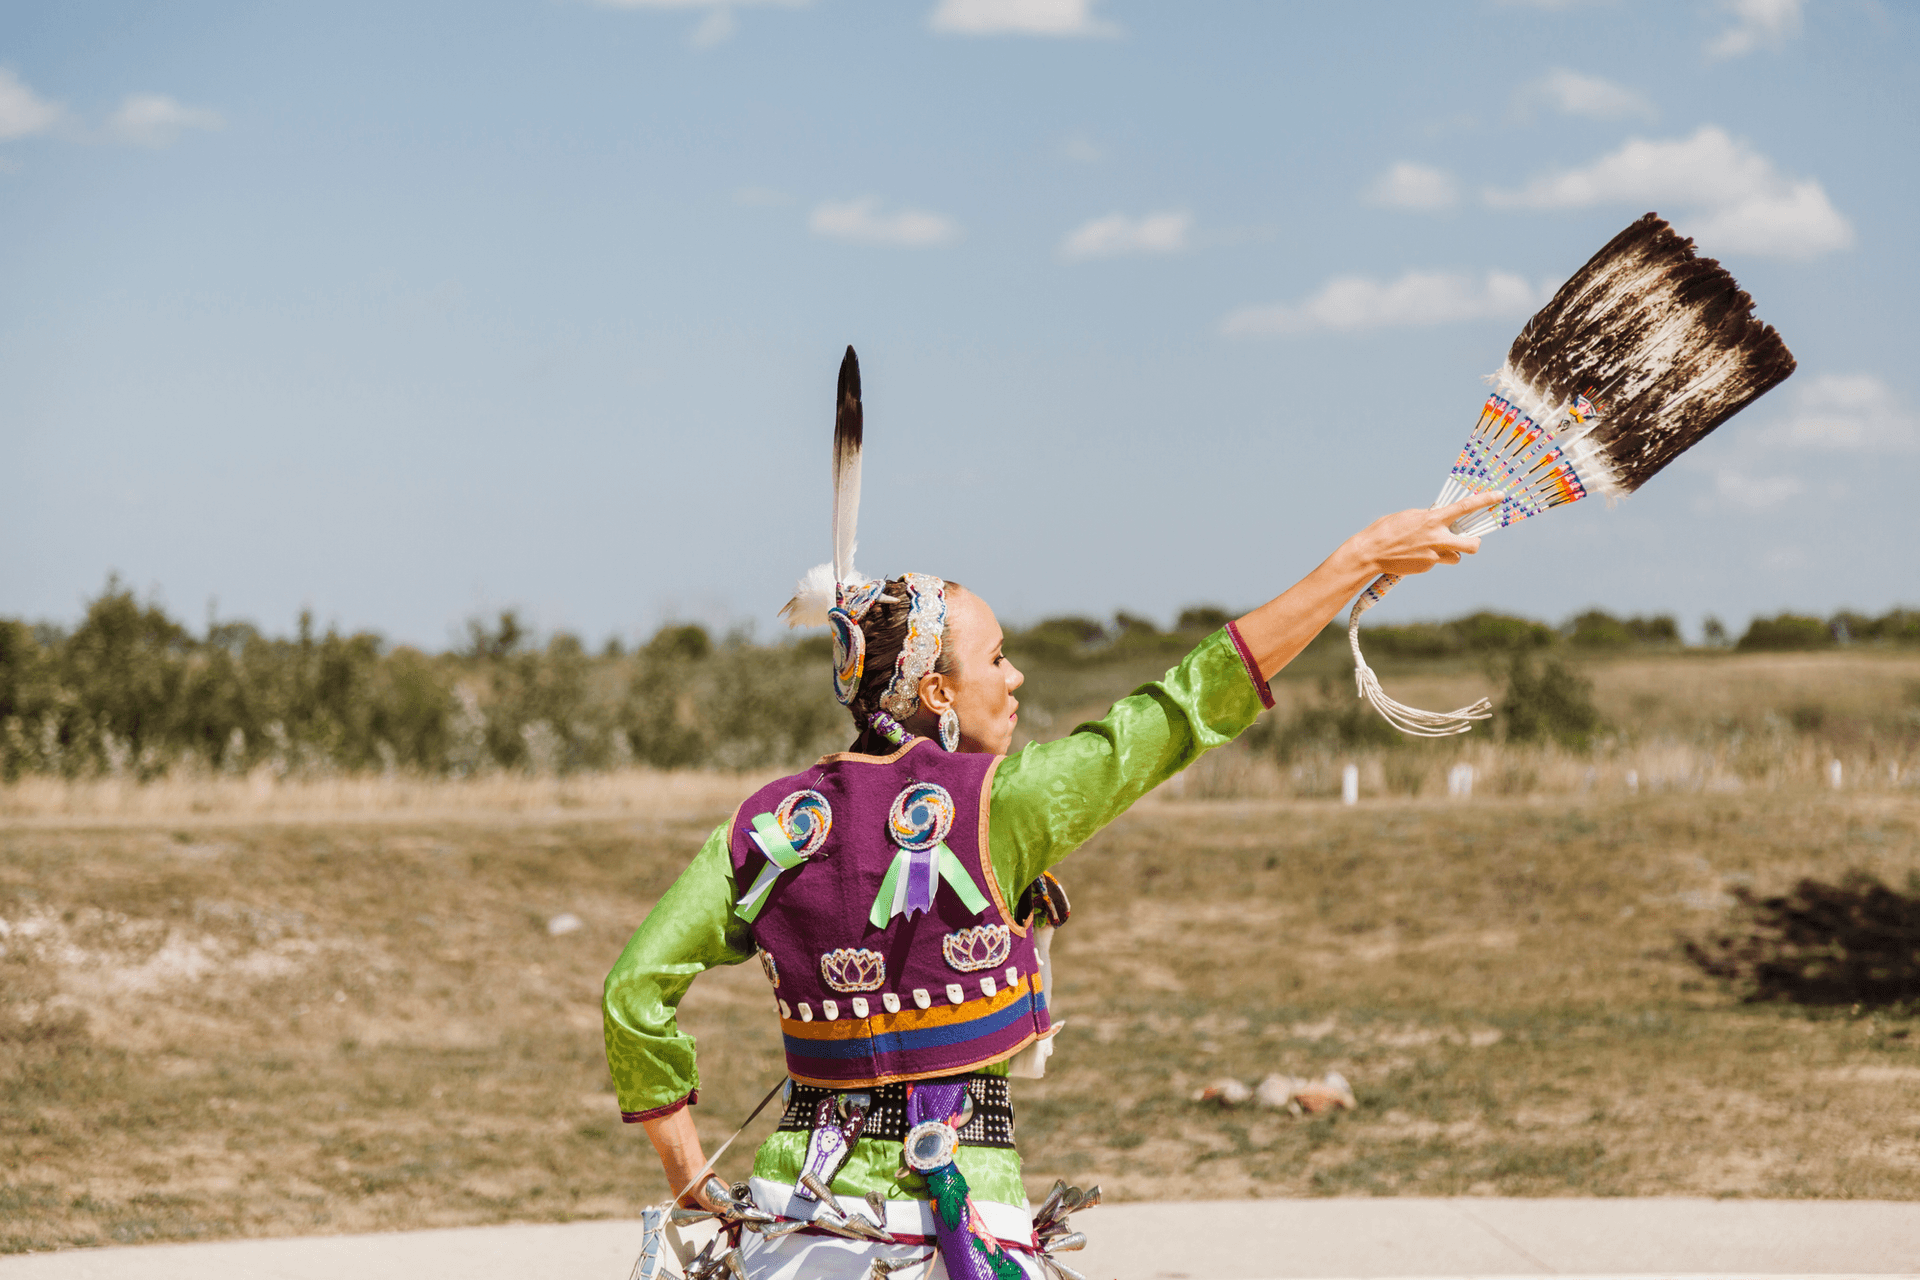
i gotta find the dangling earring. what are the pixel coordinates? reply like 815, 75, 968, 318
937, 707, 961, 753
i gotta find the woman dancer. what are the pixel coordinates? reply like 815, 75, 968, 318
604, 349, 1498, 1280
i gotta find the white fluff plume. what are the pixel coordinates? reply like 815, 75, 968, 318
781, 562, 877, 628
781, 563, 838, 628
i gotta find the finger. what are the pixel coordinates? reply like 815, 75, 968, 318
1423, 527, 1481, 555
1437, 490, 1504, 521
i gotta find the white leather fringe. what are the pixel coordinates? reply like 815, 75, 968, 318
1348, 574, 1491, 738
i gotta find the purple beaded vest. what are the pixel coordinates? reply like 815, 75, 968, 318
728, 736, 1053, 1089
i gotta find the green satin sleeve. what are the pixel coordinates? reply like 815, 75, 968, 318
987, 626, 1270, 899
602, 821, 757, 1117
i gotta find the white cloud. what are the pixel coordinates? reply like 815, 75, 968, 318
107, 94, 223, 148
930, 0, 1117, 37
1708, 0, 1803, 59
1059, 210, 1190, 260
1714, 470, 1804, 510
1364, 162, 1458, 211
1761, 544, 1811, 573
1691, 181, 1852, 260
1764, 375, 1919, 452
810, 197, 961, 248
0, 69, 62, 141
691, 9, 736, 44
1059, 133, 1103, 164
1703, 373, 1913, 511
1520, 68, 1655, 121
587, 0, 808, 45
590, 0, 805, 7
1220, 270, 1543, 338
1485, 125, 1852, 259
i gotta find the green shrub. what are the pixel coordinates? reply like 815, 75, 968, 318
1496, 653, 1601, 748
1005, 616, 1107, 665
1360, 621, 1456, 659
1175, 606, 1231, 633
1738, 614, 1835, 651
1361, 611, 1552, 660
1455, 611, 1556, 652
1249, 677, 1404, 761
1834, 609, 1920, 646
1565, 610, 1679, 648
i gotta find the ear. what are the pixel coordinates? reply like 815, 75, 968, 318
916, 670, 953, 714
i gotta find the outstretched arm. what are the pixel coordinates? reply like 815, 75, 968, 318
986, 490, 1501, 898
1232, 492, 1501, 681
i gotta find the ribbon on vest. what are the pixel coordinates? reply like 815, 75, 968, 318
736, 812, 808, 923
905, 1081, 1025, 1280
869, 843, 989, 928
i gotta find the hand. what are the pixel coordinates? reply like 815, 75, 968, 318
1343, 491, 1502, 579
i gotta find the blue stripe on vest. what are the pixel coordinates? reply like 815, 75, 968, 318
783, 993, 1037, 1063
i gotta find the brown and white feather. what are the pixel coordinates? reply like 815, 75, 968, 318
1501, 212, 1796, 495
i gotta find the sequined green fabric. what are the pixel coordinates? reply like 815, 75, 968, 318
601, 628, 1266, 1202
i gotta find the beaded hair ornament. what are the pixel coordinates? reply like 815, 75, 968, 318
779, 347, 948, 747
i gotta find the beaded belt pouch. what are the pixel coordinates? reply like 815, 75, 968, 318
776, 1075, 1014, 1148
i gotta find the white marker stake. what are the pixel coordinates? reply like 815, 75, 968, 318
1341, 764, 1359, 806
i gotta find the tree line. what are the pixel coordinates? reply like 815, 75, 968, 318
1, 584, 1913, 780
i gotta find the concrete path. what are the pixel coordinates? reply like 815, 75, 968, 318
3, 1199, 1918, 1279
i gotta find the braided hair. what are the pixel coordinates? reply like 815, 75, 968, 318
846, 576, 959, 753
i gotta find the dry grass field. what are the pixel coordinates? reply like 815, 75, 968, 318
4, 649, 1920, 1254
5, 765, 1920, 1253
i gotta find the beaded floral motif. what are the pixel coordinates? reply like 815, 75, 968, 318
759, 948, 780, 989
879, 573, 947, 720
941, 924, 1012, 973
820, 947, 886, 993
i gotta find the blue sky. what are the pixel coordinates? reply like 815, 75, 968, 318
3, 0, 1915, 648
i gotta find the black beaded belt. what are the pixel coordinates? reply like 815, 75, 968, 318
776, 1075, 1015, 1149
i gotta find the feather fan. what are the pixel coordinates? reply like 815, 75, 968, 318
1353, 213, 1797, 735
